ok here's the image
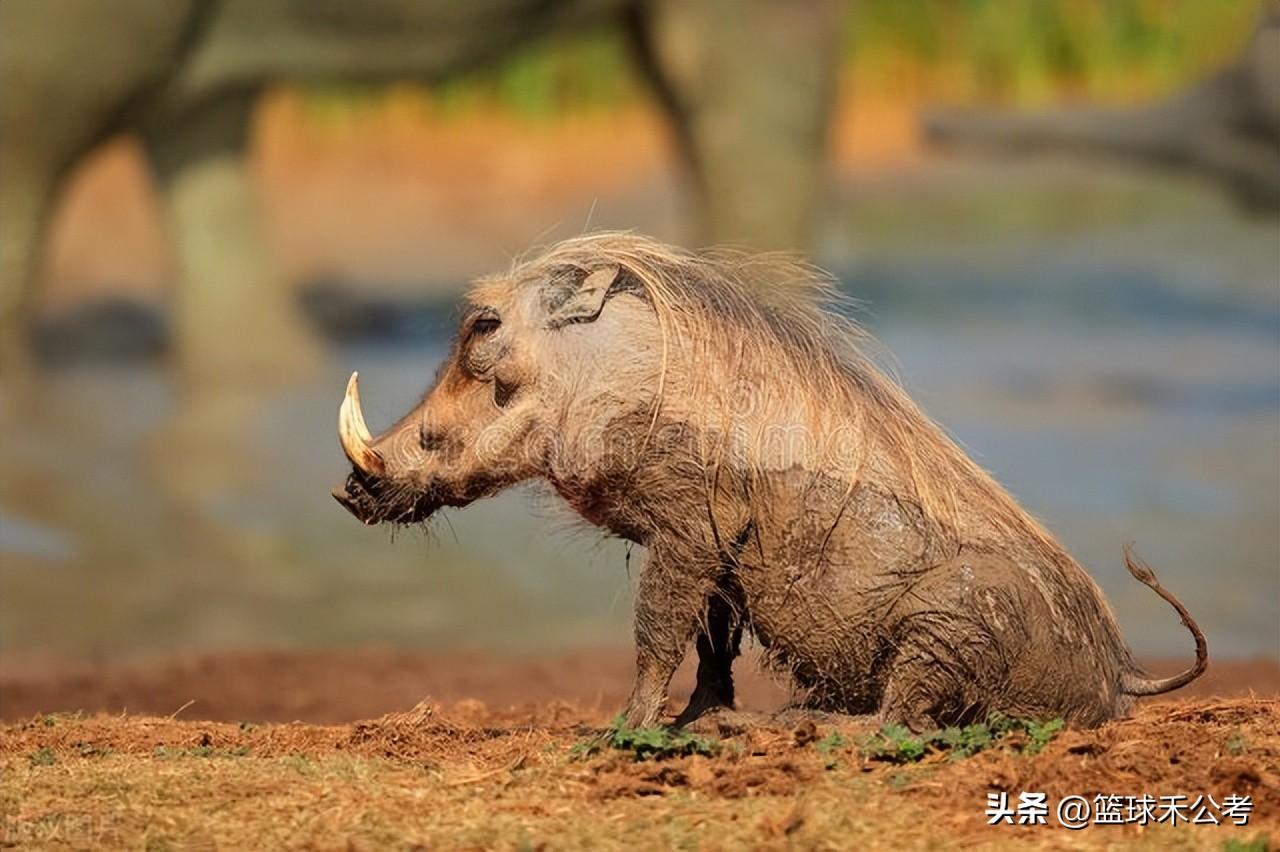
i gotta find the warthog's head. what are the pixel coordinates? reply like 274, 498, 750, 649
332, 236, 663, 526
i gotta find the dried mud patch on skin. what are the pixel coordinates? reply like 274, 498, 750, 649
3, 698, 1277, 849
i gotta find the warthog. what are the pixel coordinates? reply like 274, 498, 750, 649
332, 232, 1207, 730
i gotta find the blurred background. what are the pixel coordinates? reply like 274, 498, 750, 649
1, 0, 1276, 695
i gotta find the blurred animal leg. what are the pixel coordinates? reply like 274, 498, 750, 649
1, 0, 195, 377
142, 89, 319, 518
143, 88, 318, 389
0, 165, 56, 377
627, 0, 844, 250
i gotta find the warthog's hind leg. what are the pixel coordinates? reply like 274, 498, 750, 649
878, 626, 994, 732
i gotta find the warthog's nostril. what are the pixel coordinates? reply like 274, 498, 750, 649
331, 485, 373, 524
331, 473, 388, 525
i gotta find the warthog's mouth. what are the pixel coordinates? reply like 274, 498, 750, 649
331, 471, 441, 526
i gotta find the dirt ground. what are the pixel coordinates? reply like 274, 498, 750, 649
1, 651, 1277, 849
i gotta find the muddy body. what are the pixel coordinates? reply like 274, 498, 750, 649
550, 421, 1137, 728
334, 233, 1206, 730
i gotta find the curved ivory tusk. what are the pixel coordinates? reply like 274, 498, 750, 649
338, 371, 385, 475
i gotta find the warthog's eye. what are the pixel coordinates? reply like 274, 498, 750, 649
470, 315, 501, 337
462, 310, 505, 379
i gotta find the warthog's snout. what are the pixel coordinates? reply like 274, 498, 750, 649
330, 472, 442, 526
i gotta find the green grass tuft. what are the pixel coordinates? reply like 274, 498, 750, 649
572, 716, 721, 762
28, 746, 56, 767
1222, 837, 1269, 852
815, 730, 848, 769
860, 714, 1064, 764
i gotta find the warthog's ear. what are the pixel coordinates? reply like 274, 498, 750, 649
545, 264, 623, 329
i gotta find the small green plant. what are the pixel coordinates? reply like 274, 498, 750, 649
860, 714, 1064, 764
573, 717, 721, 761
28, 747, 56, 767
1020, 717, 1065, 755
1224, 729, 1249, 757
815, 731, 846, 754
862, 724, 930, 763
815, 731, 847, 769
568, 739, 597, 761
1222, 836, 1269, 852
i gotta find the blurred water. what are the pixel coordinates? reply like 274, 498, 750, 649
2, 171, 1278, 662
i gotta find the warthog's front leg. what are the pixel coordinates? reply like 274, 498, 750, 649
620, 549, 717, 729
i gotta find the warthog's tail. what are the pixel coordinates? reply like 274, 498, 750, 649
1119, 545, 1208, 696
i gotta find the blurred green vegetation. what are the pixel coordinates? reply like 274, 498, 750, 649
851, 0, 1259, 104
300, 0, 1259, 126
300, 26, 636, 128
